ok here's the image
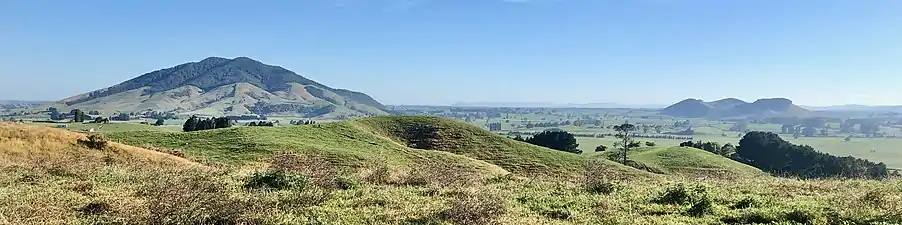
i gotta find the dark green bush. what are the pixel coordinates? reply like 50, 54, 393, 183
243, 171, 308, 190
730, 196, 760, 209
685, 196, 714, 217
652, 183, 706, 205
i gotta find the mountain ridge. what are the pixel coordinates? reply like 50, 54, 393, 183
48, 57, 388, 118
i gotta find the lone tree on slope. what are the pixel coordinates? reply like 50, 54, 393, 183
613, 122, 640, 164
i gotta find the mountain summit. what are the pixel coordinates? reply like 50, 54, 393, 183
53, 57, 388, 118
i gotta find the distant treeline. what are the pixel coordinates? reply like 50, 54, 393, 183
183, 116, 232, 132
508, 131, 693, 140
246, 121, 275, 126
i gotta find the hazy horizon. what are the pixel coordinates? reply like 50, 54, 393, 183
3, 1, 901, 106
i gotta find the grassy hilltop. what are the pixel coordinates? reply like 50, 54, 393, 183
1, 116, 901, 224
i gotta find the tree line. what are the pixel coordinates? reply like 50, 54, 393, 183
509, 131, 692, 140
734, 131, 889, 179
678, 140, 737, 157
183, 116, 232, 132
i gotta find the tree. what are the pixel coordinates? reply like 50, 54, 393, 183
595, 145, 608, 152
73, 109, 85, 123
524, 130, 581, 154
613, 123, 638, 164
512, 135, 525, 142
719, 143, 736, 156
154, 119, 165, 126
183, 116, 198, 132
93, 117, 109, 124
844, 135, 852, 142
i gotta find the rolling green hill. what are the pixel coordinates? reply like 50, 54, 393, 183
107, 116, 637, 178
628, 146, 764, 178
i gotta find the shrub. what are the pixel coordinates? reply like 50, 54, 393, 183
364, 165, 394, 185
652, 183, 706, 205
784, 210, 815, 224
595, 145, 607, 152
77, 134, 108, 150
585, 179, 620, 195
685, 196, 714, 217
243, 171, 308, 190
441, 191, 507, 224
541, 208, 573, 220
731, 196, 760, 209
77, 201, 111, 215
333, 176, 356, 190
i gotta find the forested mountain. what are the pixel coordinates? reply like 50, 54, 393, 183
47, 57, 388, 118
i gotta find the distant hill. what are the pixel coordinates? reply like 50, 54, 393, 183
451, 101, 667, 109
661, 98, 809, 118
0, 100, 51, 109
44, 57, 388, 118
802, 104, 902, 112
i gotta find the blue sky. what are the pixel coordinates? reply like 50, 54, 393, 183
2, 0, 901, 106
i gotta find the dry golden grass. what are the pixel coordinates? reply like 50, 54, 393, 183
0, 124, 196, 167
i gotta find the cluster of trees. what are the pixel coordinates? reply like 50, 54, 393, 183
736, 131, 889, 179
289, 120, 316, 125
111, 113, 131, 121
673, 120, 692, 128
183, 116, 232, 132
678, 141, 736, 157
47, 108, 93, 122
523, 121, 570, 129
141, 111, 178, 120
512, 130, 581, 154
486, 122, 502, 131
246, 121, 275, 126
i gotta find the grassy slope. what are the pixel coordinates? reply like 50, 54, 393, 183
108, 116, 636, 178
628, 147, 764, 177
351, 116, 634, 177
